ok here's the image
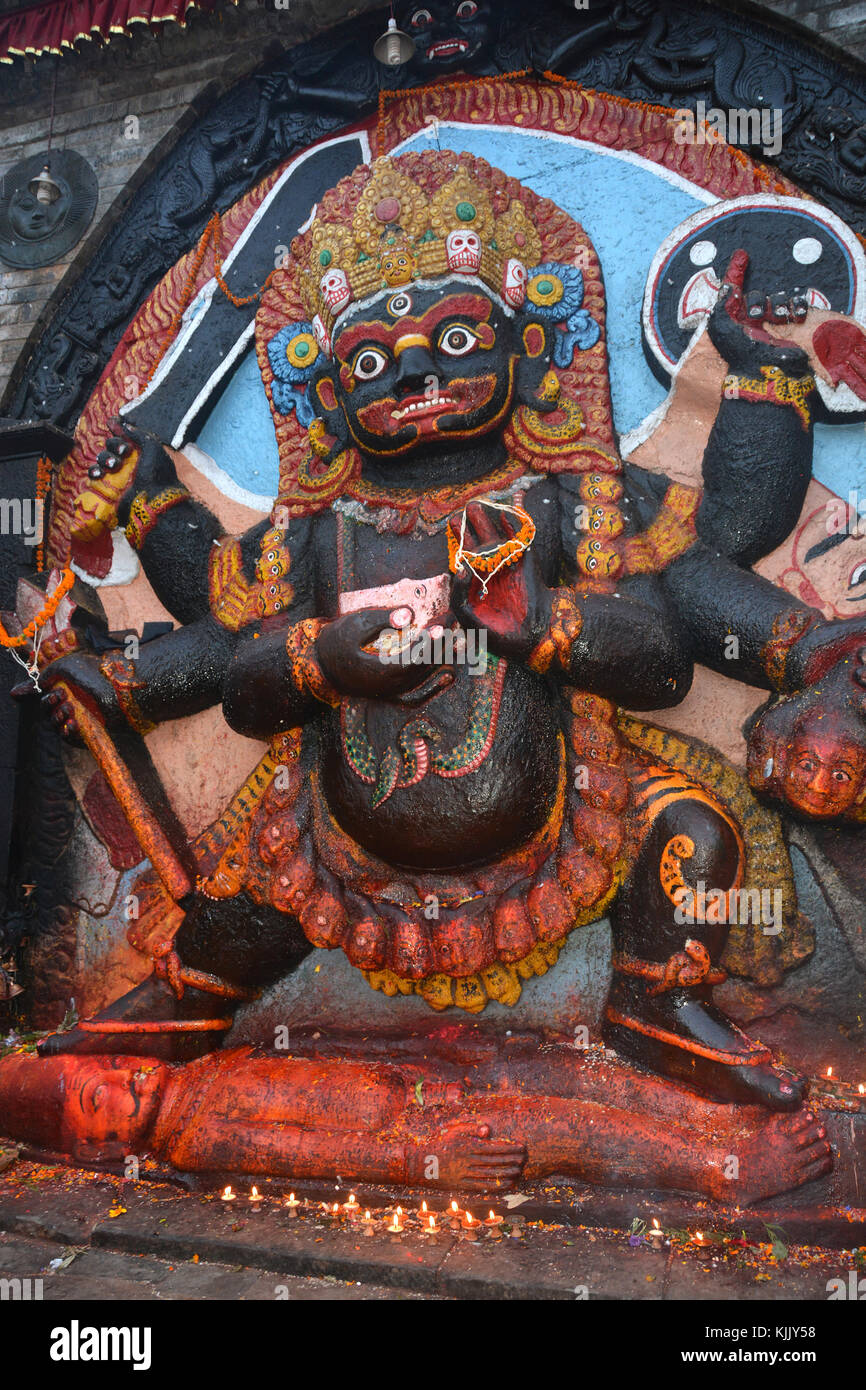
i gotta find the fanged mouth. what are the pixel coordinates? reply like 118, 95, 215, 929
426, 39, 469, 59
391, 393, 456, 422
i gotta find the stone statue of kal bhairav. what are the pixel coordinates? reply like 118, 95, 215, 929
21, 151, 866, 1195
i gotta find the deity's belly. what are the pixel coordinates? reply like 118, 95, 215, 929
320, 662, 561, 870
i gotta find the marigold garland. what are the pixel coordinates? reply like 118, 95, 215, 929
0, 566, 75, 649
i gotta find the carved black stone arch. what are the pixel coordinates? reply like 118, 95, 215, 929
4, 0, 866, 436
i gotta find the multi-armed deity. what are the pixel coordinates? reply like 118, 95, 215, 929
3, 137, 866, 1205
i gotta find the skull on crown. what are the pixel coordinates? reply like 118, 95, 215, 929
320, 267, 352, 314
446, 228, 483, 273
503, 258, 527, 308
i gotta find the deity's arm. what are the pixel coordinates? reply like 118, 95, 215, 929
531, 573, 693, 711
693, 362, 816, 567
118, 483, 270, 628
659, 539, 855, 695
691, 255, 818, 567
221, 516, 325, 740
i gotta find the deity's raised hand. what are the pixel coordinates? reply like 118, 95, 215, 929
707, 249, 812, 377
449, 501, 551, 663
12, 649, 121, 745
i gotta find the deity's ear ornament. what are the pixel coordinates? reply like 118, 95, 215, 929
526, 263, 601, 367
266, 321, 321, 427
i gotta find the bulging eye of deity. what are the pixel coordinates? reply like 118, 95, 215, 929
446, 228, 482, 273
409, 7, 433, 26
352, 347, 390, 382
503, 259, 528, 308
320, 268, 352, 313
439, 324, 480, 357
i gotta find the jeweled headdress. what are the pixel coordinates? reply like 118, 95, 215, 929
256, 150, 618, 516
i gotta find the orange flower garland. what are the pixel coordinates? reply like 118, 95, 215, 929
0, 566, 75, 650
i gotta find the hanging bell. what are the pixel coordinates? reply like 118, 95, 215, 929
28, 163, 62, 206
373, 17, 415, 67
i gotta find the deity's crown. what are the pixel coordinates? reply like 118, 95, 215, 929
294, 156, 544, 347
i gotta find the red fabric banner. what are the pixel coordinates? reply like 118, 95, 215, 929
0, 0, 235, 64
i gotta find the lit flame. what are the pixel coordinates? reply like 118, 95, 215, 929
696, 1231, 703, 1242
451, 1200, 459, 1213
489, 1211, 495, 1220
827, 1067, 833, 1078
428, 1216, 435, 1230
422, 1200, 428, 1214
466, 1212, 474, 1226
222, 1186, 234, 1199
652, 1218, 660, 1231
859, 1085, 865, 1096
250, 1187, 259, 1199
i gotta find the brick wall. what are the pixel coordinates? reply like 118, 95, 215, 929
760, 0, 866, 64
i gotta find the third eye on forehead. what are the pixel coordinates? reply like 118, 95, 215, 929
334, 289, 495, 358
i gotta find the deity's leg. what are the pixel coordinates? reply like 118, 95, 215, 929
37, 891, 315, 1062
604, 794, 806, 1111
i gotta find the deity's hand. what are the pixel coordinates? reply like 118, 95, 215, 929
12, 650, 121, 745
450, 503, 552, 663
747, 637, 866, 823
93, 419, 181, 527
72, 419, 180, 550
707, 250, 812, 378
316, 608, 437, 699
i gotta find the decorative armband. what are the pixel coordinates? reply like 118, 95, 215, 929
759, 610, 820, 690
125, 487, 189, 551
286, 618, 341, 707
98, 654, 156, 734
722, 366, 816, 432
528, 589, 583, 674
208, 537, 255, 632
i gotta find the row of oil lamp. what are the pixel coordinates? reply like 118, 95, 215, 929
220, 1187, 505, 1239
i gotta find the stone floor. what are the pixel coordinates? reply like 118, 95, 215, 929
0, 1159, 862, 1302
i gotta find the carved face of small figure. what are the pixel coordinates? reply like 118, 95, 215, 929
446, 228, 483, 273
320, 267, 352, 314
322, 283, 539, 459
9, 181, 71, 241
502, 258, 528, 308
379, 242, 417, 288
397, 1, 498, 73
785, 498, 866, 620
576, 535, 621, 579
782, 730, 866, 818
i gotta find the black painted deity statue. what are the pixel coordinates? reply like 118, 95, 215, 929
26, 153, 866, 1169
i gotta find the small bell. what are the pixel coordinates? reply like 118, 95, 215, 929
28, 164, 62, 206
373, 17, 415, 66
